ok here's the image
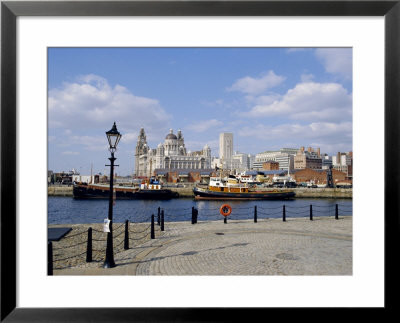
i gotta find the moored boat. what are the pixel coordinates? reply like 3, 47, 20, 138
73, 178, 179, 200
193, 176, 295, 200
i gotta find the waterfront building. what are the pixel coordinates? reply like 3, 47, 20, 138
292, 168, 349, 186
232, 151, 252, 172
211, 156, 243, 173
253, 150, 280, 169
254, 148, 297, 171
248, 154, 256, 170
215, 133, 245, 171
332, 151, 353, 178
294, 146, 322, 170
275, 153, 295, 173
321, 154, 333, 170
134, 128, 211, 178
255, 150, 280, 162
229, 158, 244, 173
332, 151, 352, 166
244, 169, 288, 183
212, 150, 253, 173
50, 170, 78, 184
279, 148, 299, 155
262, 161, 279, 170
219, 133, 233, 161
48, 170, 54, 184
211, 157, 221, 169
153, 168, 216, 184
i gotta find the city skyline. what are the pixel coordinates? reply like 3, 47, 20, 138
48, 47, 352, 175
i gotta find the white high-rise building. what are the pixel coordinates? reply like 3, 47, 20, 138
248, 154, 256, 170
254, 148, 298, 170
219, 133, 233, 162
232, 151, 250, 172
253, 150, 280, 169
275, 153, 295, 173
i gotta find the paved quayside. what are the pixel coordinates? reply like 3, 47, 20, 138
54, 216, 352, 276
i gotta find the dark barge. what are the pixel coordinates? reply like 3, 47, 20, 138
73, 182, 179, 200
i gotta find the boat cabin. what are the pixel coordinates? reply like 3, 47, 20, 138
140, 177, 162, 190
208, 177, 249, 193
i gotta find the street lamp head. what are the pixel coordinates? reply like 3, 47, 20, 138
106, 122, 122, 153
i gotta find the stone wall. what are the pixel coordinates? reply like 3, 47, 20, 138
48, 186, 73, 196
169, 185, 352, 199
48, 185, 352, 199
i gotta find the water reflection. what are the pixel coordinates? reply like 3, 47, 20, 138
48, 197, 352, 224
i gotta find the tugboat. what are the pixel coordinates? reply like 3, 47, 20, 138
73, 177, 179, 200
193, 176, 295, 200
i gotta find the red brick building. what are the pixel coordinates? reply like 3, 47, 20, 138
292, 168, 348, 185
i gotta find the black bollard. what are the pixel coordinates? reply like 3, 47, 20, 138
335, 204, 339, 220
191, 206, 195, 224
48, 241, 53, 276
86, 227, 92, 262
157, 207, 161, 226
254, 205, 257, 223
224, 216, 227, 224
195, 208, 198, 224
151, 214, 155, 239
124, 220, 129, 250
283, 205, 286, 222
310, 205, 313, 221
161, 210, 165, 231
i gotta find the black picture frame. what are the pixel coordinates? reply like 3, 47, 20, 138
1, 1, 399, 321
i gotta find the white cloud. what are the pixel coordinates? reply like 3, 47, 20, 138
244, 93, 282, 106
69, 135, 108, 151
315, 48, 352, 80
246, 81, 352, 122
227, 70, 285, 95
184, 139, 219, 153
187, 119, 224, 133
300, 73, 315, 82
48, 74, 171, 135
238, 121, 352, 154
120, 132, 138, 144
201, 99, 225, 107
61, 151, 80, 155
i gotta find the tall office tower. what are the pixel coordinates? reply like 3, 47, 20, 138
219, 133, 233, 161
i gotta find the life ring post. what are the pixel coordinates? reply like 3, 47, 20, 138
220, 204, 232, 217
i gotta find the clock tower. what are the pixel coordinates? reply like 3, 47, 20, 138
134, 127, 147, 176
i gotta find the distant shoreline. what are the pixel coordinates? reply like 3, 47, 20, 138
48, 185, 352, 199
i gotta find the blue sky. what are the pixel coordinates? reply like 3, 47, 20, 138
48, 47, 352, 176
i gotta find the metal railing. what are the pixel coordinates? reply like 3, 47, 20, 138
48, 203, 351, 274
161, 203, 352, 224
48, 214, 164, 275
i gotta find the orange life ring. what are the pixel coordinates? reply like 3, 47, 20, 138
220, 204, 232, 217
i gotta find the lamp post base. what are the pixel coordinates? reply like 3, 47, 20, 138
103, 260, 116, 269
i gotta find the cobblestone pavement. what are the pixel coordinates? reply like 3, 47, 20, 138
56, 216, 352, 276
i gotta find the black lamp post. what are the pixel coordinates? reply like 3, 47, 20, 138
104, 122, 122, 268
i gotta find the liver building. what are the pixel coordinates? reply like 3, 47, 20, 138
134, 128, 212, 177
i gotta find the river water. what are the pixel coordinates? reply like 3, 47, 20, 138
48, 196, 352, 224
